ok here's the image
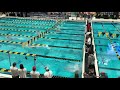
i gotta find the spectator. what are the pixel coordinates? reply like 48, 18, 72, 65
18, 64, 27, 78
30, 66, 40, 78
74, 70, 79, 78
88, 51, 95, 67
100, 72, 108, 78
86, 32, 91, 36
85, 33, 92, 48
10, 62, 19, 78
87, 23, 91, 32
84, 72, 90, 78
44, 67, 53, 78
88, 68, 96, 78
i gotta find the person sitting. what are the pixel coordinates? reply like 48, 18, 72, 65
30, 66, 40, 78
44, 67, 53, 78
83, 72, 90, 78
18, 64, 27, 78
88, 51, 95, 68
88, 68, 96, 78
10, 62, 19, 78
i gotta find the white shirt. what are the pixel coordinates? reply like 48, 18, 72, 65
30, 71, 40, 78
87, 37, 91, 45
18, 68, 27, 78
44, 70, 53, 78
86, 32, 91, 36
10, 66, 19, 76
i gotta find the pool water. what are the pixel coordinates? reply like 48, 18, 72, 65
0, 17, 85, 78
93, 22, 120, 78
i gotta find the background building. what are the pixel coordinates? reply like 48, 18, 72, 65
95, 12, 119, 19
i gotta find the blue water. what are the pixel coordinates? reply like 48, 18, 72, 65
93, 22, 120, 78
0, 17, 85, 78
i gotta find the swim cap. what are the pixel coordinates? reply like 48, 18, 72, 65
32, 66, 36, 71
45, 67, 49, 70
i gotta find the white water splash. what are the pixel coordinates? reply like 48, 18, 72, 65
107, 43, 115, 55
101, 58, 110, 66
17, 37, 25, 40
65, 64, 81, 73
44, 45, 51, 49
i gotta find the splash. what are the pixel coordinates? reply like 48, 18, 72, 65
101, 57, 110, 66
17, 37, 24, 40
107, 42, 120, 55
44, 45, 51, 49
65, 63, 82, 73
107, 43, 115, 55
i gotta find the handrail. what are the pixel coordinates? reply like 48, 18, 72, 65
82, 19, 87, 78
91, 20, 99, 78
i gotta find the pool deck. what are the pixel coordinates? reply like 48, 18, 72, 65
0, 73, 12, 78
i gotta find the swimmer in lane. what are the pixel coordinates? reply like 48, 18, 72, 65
6, 35, 12, 40
100, 48, 102, 52
98, 40, 100, 44
25, 56, 27, 60
36, 31, 40, 36
102, 57, 105, 64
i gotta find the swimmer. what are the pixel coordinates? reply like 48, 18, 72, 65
17, 37, 24, 40
36, 31, 40, 36
44, 45, 50, 49
6, 35, 12, 40
101, 57, 108, 65
100, 48, 102, 52
25, 56, 27, 60
56, 30, 60, 32
28, 45, 37, 48
102, 58, 105, 64
98, 40, 100, 44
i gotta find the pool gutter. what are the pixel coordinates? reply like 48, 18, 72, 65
91, 20, 100, 78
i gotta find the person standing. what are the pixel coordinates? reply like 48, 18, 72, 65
44, 67, 53, 78
74, 70, 79, 78
10, 62, 19, 78
18, 64, 27, 78
30, 66, 40, 78
87, 22, 91, 32
86, 33, 92, 48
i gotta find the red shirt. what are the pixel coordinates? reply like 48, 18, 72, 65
87, 23, 91, 31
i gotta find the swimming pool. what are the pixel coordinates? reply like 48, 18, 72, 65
0, 17, 85, 78
93, 22, 120, 78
